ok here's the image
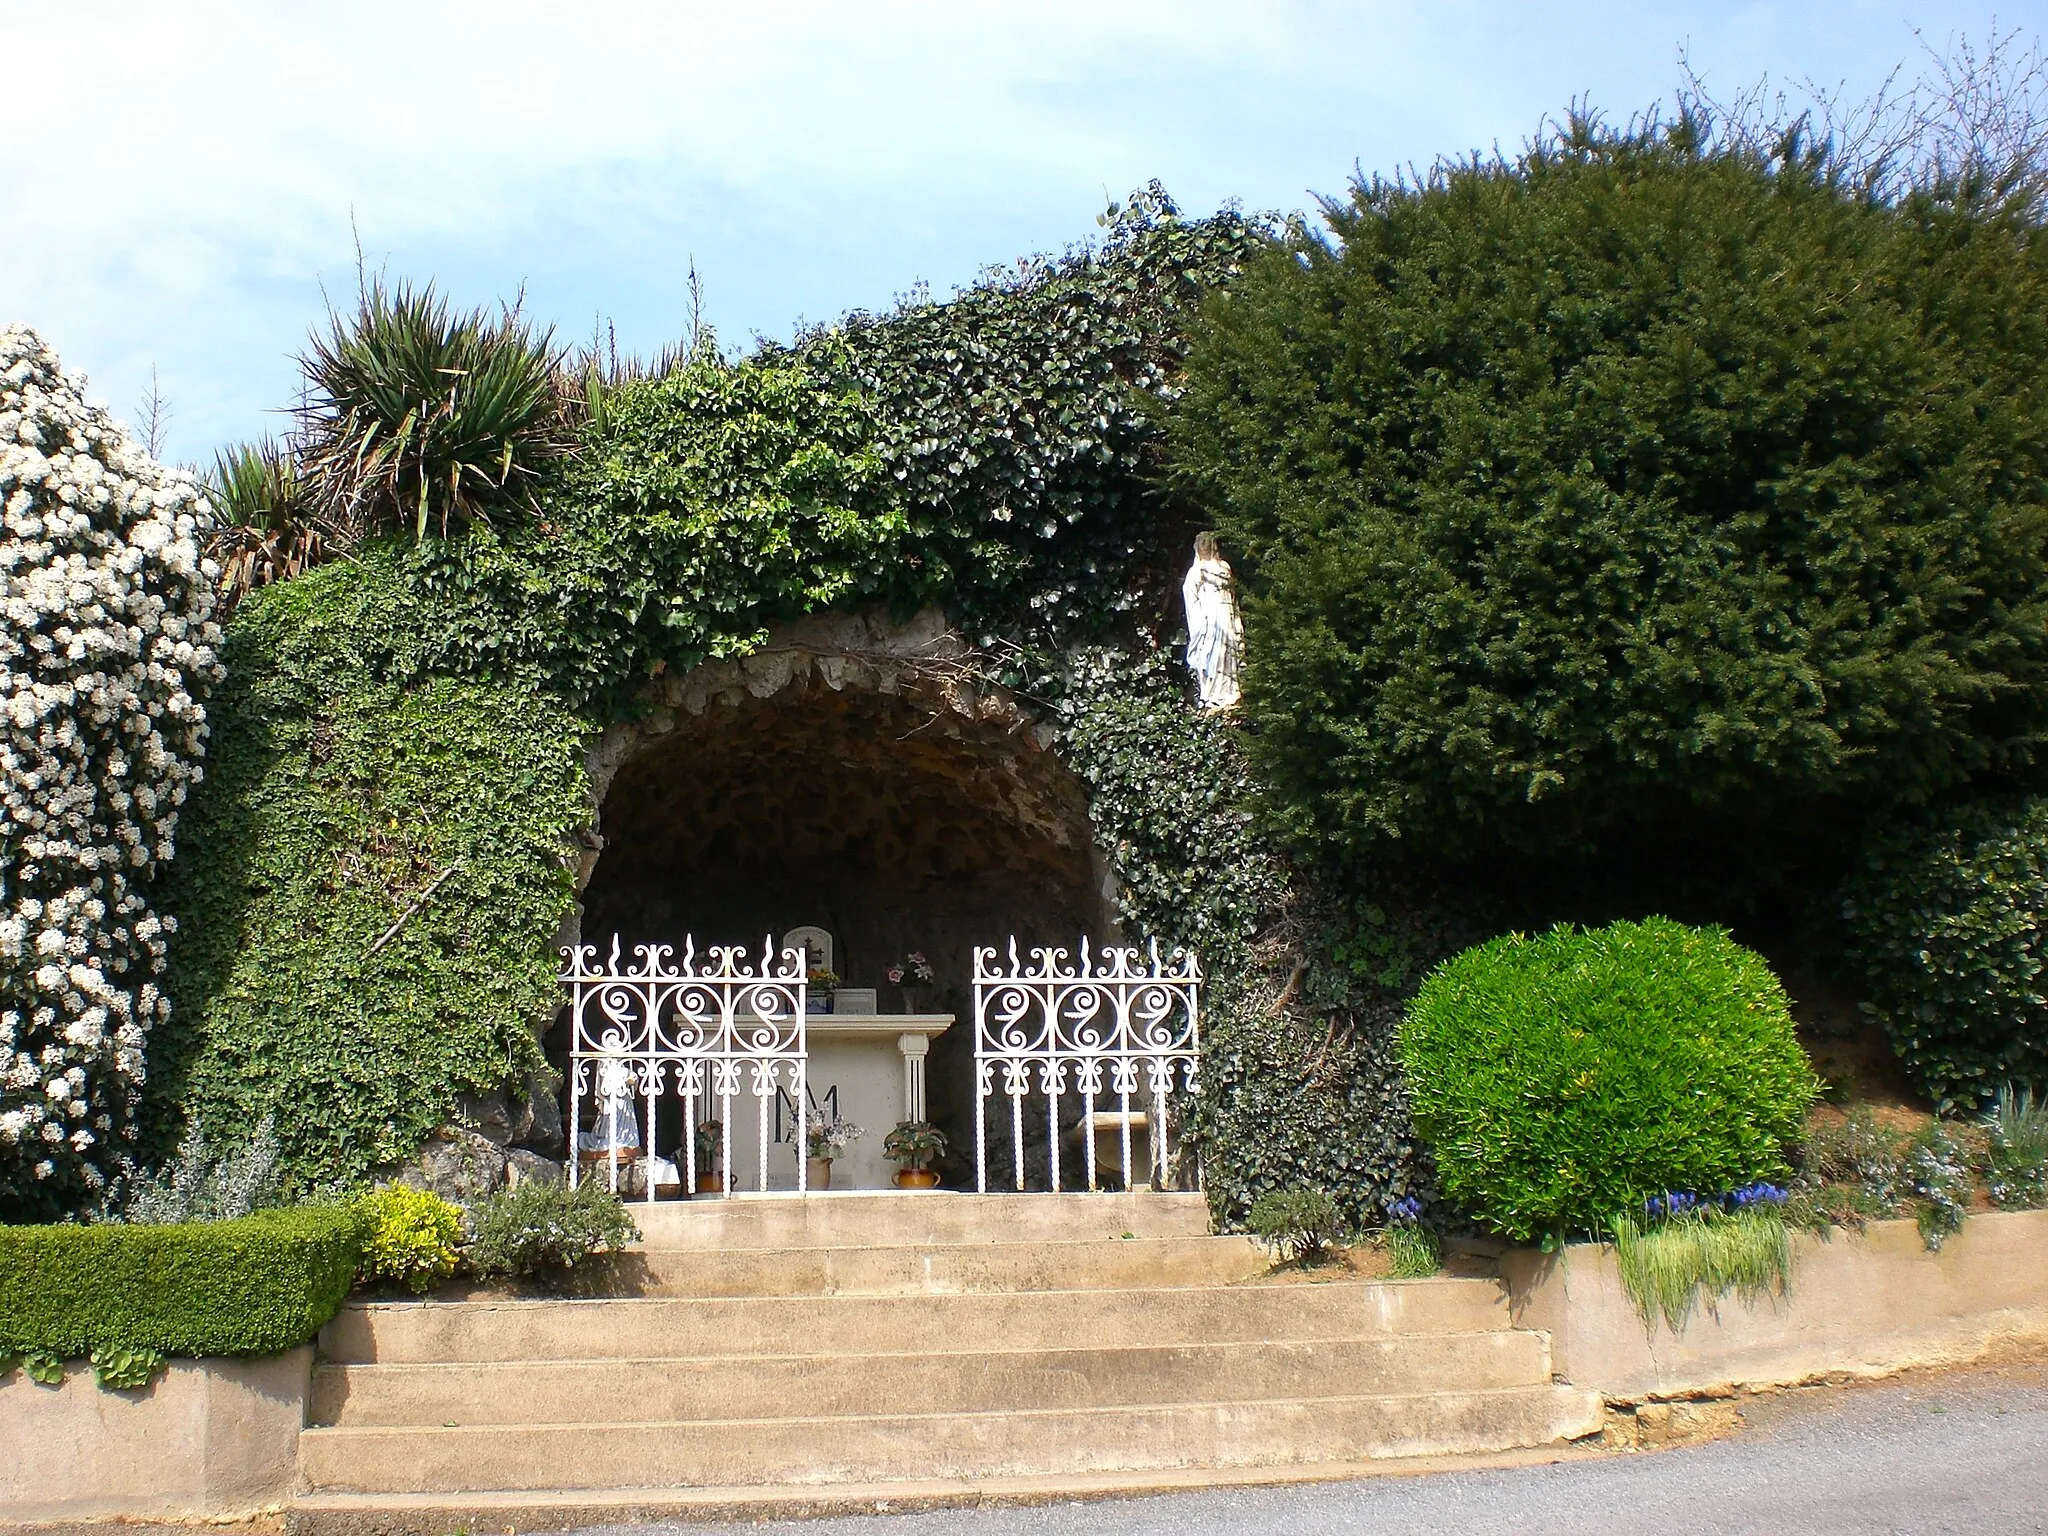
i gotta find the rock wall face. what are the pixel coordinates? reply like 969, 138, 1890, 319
0, 327, 222, 1214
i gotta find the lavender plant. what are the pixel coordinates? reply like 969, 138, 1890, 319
118, 1117, 284, 1224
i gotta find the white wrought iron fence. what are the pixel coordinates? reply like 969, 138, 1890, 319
561, 935, 808, 1201
973, 936, 1201, 1193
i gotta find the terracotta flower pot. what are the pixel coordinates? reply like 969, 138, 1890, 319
893, 1166, 940, 1189
695, 1172, 723, 1195
806, 1156, 833, 1189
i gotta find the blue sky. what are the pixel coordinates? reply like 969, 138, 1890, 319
4, 1, 2035, 468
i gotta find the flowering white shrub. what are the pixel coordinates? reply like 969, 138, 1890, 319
1, 326, 222, 1213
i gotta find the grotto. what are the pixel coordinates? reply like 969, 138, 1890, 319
6, 192, 1427, 1232
559, 610, 1124, 1192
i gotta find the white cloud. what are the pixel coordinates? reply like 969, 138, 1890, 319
0, 0, 1983, 462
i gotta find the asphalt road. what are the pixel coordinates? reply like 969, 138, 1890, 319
590, 1358, 2048, 1536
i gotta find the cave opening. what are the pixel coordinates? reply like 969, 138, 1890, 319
566, 659, 1113, 1187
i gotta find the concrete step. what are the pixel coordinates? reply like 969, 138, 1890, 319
597, 1235, 1267, 1297
297, 1385, 1606, 1493
623, 1191, 1212, 1249
312, 1331, 1555, 1427
321, 1278, 1515, 1365
287, 1444, 1614, 1536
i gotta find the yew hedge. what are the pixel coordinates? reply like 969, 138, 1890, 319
1169, 125, 2048, 864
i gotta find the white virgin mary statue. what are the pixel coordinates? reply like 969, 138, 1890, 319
1182, 532, 1244, 711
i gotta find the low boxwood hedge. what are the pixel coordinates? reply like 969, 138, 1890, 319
0, 1204, 368, 1358
1400, 917, 1819, 1242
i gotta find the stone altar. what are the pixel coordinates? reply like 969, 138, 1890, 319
744, 1012, 953, 1191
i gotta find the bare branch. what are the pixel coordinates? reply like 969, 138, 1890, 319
1678, 23, 2048, 215
137, 366, 171, 460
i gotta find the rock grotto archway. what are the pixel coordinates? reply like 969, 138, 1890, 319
562, 610, 1117, 1182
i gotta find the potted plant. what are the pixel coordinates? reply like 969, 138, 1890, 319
807, 967, 840, 1014
693, 1119, 724, 1195
882, 1119, 947, 1188
805, 1110, 864, 1190
886, 951, 937, 1013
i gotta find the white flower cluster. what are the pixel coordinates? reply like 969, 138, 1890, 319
1, 326, 222, 1206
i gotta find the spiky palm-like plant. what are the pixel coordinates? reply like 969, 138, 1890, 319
205, 439, 330, 614
298, 279, 574, 542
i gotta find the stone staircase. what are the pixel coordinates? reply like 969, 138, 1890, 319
289, 1193, 1601, 1530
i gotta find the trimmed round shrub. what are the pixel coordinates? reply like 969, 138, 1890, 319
1400, 918, 1819, 1241
356, 1185, 461, 1294
1841, 798, 2048, 1112
1, 326, 223, 1218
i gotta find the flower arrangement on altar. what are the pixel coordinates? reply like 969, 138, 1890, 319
885, 953, 935, 986
806, 967, 840, 1013
805, 1110, 865, 1162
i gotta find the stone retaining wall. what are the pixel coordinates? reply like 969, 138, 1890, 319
1502, 1208, 2048, 1400
7, 1210, 2044, 1521
0, 1346, 310, 1523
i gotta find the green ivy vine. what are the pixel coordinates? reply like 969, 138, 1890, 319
147, 565, 587, 1189
144, 188, 1410, 1215
1057, 648, 1466, 1229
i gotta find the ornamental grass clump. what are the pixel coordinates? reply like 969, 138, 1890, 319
0, 327, 223, 1219
1400, 918, 1819, 1243
1613, 1201, 1794, 1331
1985, 1086, 2048, 1209
1379, 1194, 1440, 1278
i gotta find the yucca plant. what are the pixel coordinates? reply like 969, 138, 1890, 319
205, 439, 331, 614
297, 279, 574, 542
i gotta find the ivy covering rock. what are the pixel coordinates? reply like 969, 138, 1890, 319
1, 327, 223, 1219
27, 115, 2043, 1243
145, 571, 586, 1190
1058, 648, 1450, 1228
143, 190, 1385, 1211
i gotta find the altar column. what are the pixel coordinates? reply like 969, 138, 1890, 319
898, 1033, 930, 1121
